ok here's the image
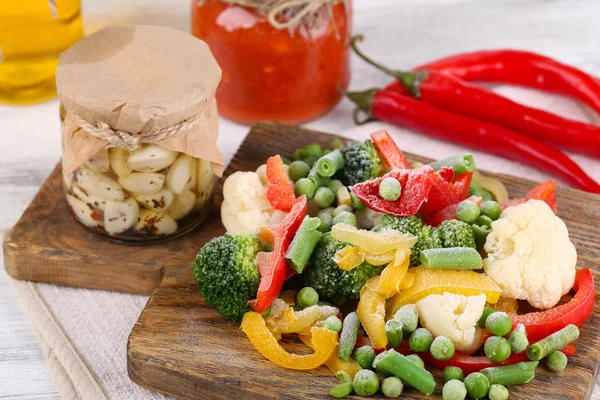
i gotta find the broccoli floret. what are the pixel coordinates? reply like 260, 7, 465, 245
373, 215, 441, 266
339, 139, 383, 186
193, 234, 262, 322
303, 233, 384, 300
436, 220, 477, 249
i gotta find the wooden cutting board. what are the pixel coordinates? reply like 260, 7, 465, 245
124, 121, 597, 399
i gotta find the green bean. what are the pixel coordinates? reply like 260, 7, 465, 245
406, 354, 425, 369
308, 165, 329, 189
379, 177, 402, 201
333, 205, 353, 217
430, 336, 455, 361
316, 212, 333, 233
385, 319, 404, 348
527, 324, 579, 361
456, 200, 480, 223
350, 192, 366, 211
508, 323, 528, 354
488, 384, 509, 400
478, 307, 495, 328
373, 351, 392, 377
316, 149, 345, 178
546, 351, 568, 372
314, 187, 335, 208
469, 180, 493, 201
443, 366, 464, 382
485, 312, 512, 336
352, 369, 379, 396
480, 361, 538, 386
321, 315, 342, 333
420, 247, 483, 270
327, 180, 345, 201
373, 349, 436, 395
338, 312, 360, 361
393, 304, 419, 333
352, 346, 376, 370
288, 161, 310, 182
333, 211, 358, 227
409, 328, 433, 352
336, 371, 352, 383
295, 287, 319, 309
381, 376, 403, 398
484, 336, 512, 362
428, 154, 475, 175
284, 217, 322, 273
464, 372, 490, 399
294, 178, 316, 199
442, 379, 467, 400
472, 224, 491, 248
474, 215, 493, 229
480, 200, 501, 220
329, 382, 353, 398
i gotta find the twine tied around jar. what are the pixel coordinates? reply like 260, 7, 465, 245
209, 0, 349, 37
68, 111, 203, 152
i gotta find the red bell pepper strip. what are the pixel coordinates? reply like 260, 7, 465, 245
370, 129, 411, 170
512, 268, 595, 343
437, 167, 454, 183
418, 170, 472, 215
502, 179, 557, 213
426, 195, 482, 227
249, 196, 307, 313
345, 88, 600, 194
408, 49, 600, 117
266, 155, 296, 212
351, 167, 435, 216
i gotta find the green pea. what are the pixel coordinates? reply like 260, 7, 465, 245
508, 324, 528, 354
480, 200, 501, 220
478, 307, 495, 328
488, 384, 509, 400
430, 336, 455, 361
379, 177, 402, 201
442, 379, 467, 400
456, 200, 480, 223
351, 192, 366, 211
443, 366, 464, 382
316, 212, 333, 233
294, 178, 316, 199
336, 371, 352, 383
327, 180, 345, 200
394, 304, 419, 334
464, 373, 490, 399
352, 369, 379, 396
474, 215, 493, 229
332, 205, 353, 217
385, 319, 404, 348
288, 161, 310, 182
330, 139, 344, 151
302, 156, 319, 168
330, 382, 353, 398
333, 211, 358, 227
381, 377, 403, 398
546, 351, 568, 372
352, 346, 376, 370
484, 336, 512, 362
485, 312, 512, 337
296, 287, 319, 309
322, 316, 342, 333
314, 187, 335, 208
409, 328, 433, 352
406, 354, 425, 369
472, 224, 491, 248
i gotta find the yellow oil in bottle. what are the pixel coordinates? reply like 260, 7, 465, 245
0, 0, 83, 104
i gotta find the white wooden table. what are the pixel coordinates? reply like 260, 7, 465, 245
2, 0, 600, 398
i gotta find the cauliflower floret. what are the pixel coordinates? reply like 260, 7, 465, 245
483, 199, 576, 310
221, 171, 287, 234
416, 293, 486, 354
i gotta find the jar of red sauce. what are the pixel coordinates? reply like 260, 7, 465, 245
192, 0, 352, 124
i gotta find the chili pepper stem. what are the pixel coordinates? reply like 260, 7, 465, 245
341, 88, 377, 124
351, 35, 427, 97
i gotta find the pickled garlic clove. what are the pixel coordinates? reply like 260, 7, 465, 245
132, 189, 174, 212
167, 190, 196, 220
166, 154, 196, 194
76, 167, 124, 201
104, 197, 139, 235
63, 172, 75, 190
118, 172, 165, 194
84, 148, 110, 172
135, 209, 178, 235
66, 194, 103, 228
197, 158, 214, 194
194, 176, 216, 211
109, 147, 133, 178
72, 183, 107, 211
127, 144, 178, 172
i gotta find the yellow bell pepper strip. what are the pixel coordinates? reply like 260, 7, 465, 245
386, 266, 502, 317
334, 246, 365, 271
357, 277, 388, 349
493, 296, 519, 315
377, 255, 410, 299
364, 251, 396, 266
267, 305, 339, 334
331, 224, 417, 254
299, 334, 362, 379
398, 272, 415, 290
241, 312, 338, 370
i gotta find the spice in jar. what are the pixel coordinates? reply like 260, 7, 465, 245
57, 25, 224, 243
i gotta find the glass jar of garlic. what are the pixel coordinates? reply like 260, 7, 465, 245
57, 26, 224, 243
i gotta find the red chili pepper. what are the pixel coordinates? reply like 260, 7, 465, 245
512, 268, 595, 343
351, 37, 600, 159
351, 167, 435, 216
426, 195, 483, 227
418, 170, 472, 215
266, 155, 295, 212
249, 196, 307, 313
408, 49, 600, 116
345, 88, 600, 194
501, 179, 557, 213
370, 129, 411, 170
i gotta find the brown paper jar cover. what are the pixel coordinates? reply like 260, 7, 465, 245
57, 25, 224, 176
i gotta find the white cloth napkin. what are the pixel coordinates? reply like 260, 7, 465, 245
7, 86, 600, 400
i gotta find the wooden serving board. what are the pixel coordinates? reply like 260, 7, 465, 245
130, 121, 600, 399
2, 164, 220, 295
